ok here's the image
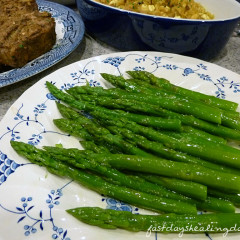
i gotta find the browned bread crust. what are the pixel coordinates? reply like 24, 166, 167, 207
0, 0, 56, 68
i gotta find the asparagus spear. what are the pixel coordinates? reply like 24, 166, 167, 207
80, 141, 110, 153
40, 128, 240, 194
43, 146, 200, 202
67, 82, 240, 129
126, 70, 238, 111
106, 125, 240, 175
54, 103, 240, 174
89, 110, 240, 171
179, 126, 226, 144
89, 153, 240, 193
124, 174, 235, 213
46, 85, 240, 173
137, 173, 207, 200
10, 136, 236, 213
208, 189, 240, 208
53, 104, 171, 159
44, 144, 236, 213
99, 104, 240, 141
68, 84, 239, 123
101, 73, 240, 130
125, 79, 240, 131
44, 127, 237, 211
57, 102, 226, 145
33, 145, 235, 213
129, 77, 240, 119
53, 104, 240, 202
54, 118, 93, 140
66, 207, 240, 233
53, 105, 240, 176
68, 86, 240, 140
221, 114, 240, 131
46, 83, 182, 131
10, 141, 197, 215
47, 82, 240, 141
85, 90, 240, 131
67, 84, 186, 102
53, 118, 124, 154
69, 86, 222, 124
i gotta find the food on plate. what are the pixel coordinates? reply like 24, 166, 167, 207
94, 0, 214, 19
11, 71, 240, 234
0, 0, 56, 68
66, 207, 240, 233
0, 0, 38, 13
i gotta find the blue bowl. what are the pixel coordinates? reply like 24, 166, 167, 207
76, 0, 240, 60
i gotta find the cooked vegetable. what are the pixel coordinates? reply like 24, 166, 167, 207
66, 207, 240, 233
124, 174, 235, 213
38, 110, 240, 193
87, 110, 240, 170
132, 173, 209, 200
90, 153, 240, 193
12, 70, 240, 234
49, 102, 240, 172
10, 141, 197, 215
80, 141, 110, 153
126, 70, 238, 111
49, 83, 240, 141
90, 106, 240, 141
98, 74, 222, 124
170, 126, 227, 144
208, 189, 240, 208
47, 83, 181, 131
101, 73, 240, 130
11, 140, 235, 213
43, 146, 202, 203
69, 82, 240, 125
105, 124, 240, 175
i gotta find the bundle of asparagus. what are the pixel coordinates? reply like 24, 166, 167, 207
11, 71, 240, 234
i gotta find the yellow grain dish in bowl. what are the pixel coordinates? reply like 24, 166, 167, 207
95, 0, 214, 19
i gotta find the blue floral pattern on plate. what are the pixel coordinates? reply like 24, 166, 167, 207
0, 182, 72, 239
0, 0, 85, 88
101, 195, 139, 213
0, 51, 239, 240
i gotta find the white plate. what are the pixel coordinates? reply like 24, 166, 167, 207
0, 0, 85, 88
0, 51, 240, 240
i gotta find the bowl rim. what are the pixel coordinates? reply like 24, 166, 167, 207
80, 0, 240, 23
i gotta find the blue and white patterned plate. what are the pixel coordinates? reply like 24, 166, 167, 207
0, 0, 85, 88
0, 51, 240, 240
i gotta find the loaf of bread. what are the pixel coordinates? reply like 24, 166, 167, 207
0, 0, 56, 68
